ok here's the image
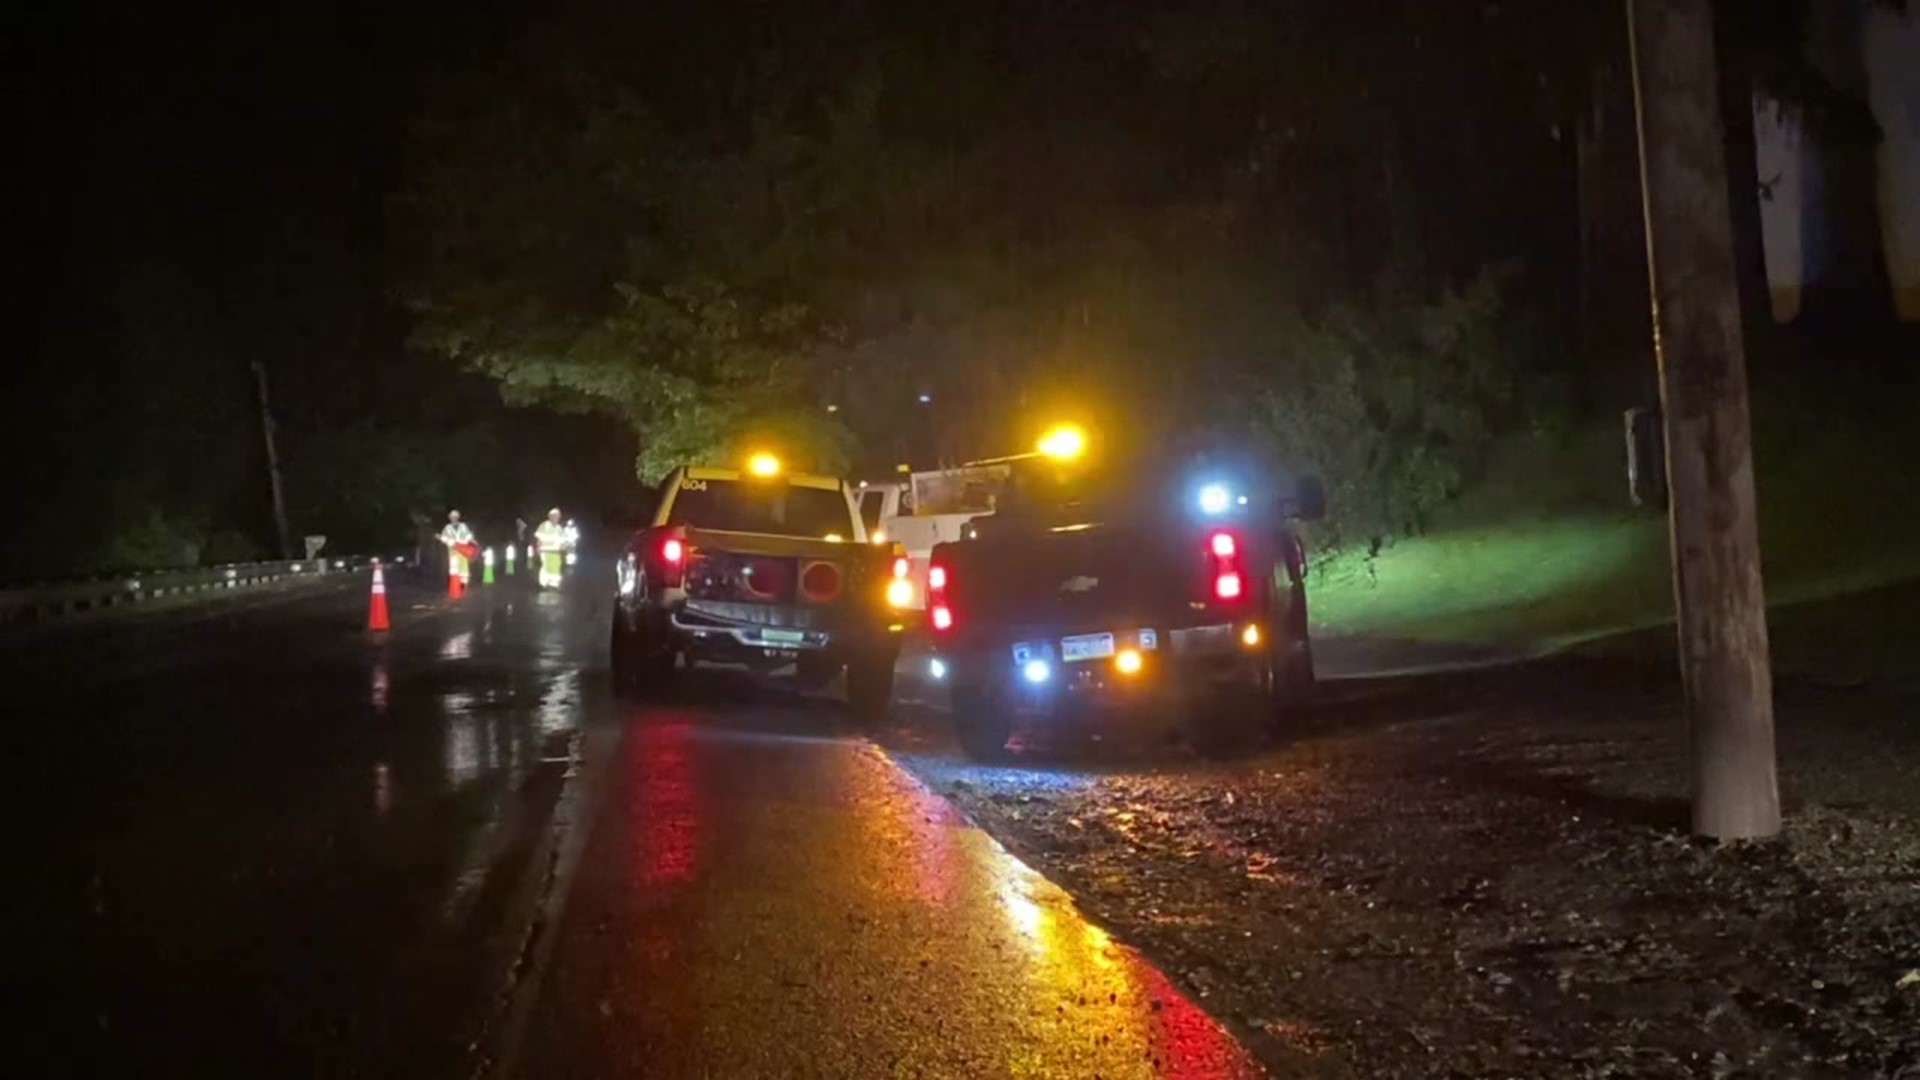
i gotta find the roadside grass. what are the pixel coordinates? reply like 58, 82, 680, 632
1309, 367, 1920, 685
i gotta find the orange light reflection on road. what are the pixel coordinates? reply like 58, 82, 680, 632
844, 753, 962, 909
989, 856, 1257, 1077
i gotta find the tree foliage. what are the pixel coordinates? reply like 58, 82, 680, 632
389, 2, 1605, 534
1248, 265, 1525, 552
391, 54, 849, 480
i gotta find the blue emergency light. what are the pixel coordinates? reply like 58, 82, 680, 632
1197, 483, 1233, 515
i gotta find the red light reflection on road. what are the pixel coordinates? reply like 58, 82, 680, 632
1139, 963, 1249, 1079
633, 720, 701, 889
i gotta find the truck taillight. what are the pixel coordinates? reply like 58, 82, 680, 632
928, 562, 953, 632
1207, 530, 1244, 603
892, 556, 909, 580
648, 531, 687, 588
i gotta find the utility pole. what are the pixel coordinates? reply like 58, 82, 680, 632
1626, 0, 1779, 840
251, 360, 293, 560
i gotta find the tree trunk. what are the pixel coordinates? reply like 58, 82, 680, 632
1627, 0, 1780, 841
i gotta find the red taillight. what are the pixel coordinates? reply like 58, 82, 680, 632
928, 562, 953, 632
1207, 531, 1244, 603
646, 532, 688, 588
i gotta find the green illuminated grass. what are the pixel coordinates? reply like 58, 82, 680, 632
1310, 514, 1673, 648
1309, 388, 1920, 685
1311, 507, 1920, 685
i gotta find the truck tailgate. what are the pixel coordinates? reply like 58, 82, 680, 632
681, 529, 869, 607
944, 524, 1202, 630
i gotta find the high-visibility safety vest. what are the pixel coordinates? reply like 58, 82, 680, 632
534, 521, 568, 551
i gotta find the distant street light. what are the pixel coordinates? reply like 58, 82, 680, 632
917, 393, 932, 404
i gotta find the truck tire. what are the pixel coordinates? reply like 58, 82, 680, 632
1186, 688, 1271, 759
1273, 637, 1316, 714
845, 650, 897, 728
609, 609, 637, 696
611, 610, 676, 702
794, 651, 841, 692
951, 681, 1013, 762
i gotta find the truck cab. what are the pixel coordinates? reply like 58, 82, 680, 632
924, 449, 1323, 760
611, 460, 911, 722
864, 455, 1071, 611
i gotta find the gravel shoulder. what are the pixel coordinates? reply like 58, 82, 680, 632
885, 651, 1920, 1078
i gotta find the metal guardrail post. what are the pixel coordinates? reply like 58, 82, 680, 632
0, 554, 401, 626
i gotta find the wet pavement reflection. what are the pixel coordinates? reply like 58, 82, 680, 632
520, 686, 1263, 1078
19, 569, 612, 1076
20, 565, 1264, 1078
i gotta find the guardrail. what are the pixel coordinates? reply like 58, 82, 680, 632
0, 555, 412, 625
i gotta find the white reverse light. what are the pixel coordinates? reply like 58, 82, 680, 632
1198, 483, 1232, 515
928, 657, 948, 680
1022, 659, 1052, 684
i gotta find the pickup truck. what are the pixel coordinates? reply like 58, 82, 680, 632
925, 453, 1323, 760
853, 460, 1024, 611
610, 463, 909, 723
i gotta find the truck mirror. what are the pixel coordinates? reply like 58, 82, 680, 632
1291, 475, 1327, 521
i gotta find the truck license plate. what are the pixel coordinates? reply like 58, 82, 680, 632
763, 628, 805, 644
1060, 633, 1115, 662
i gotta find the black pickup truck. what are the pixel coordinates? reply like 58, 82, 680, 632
925, 453, 1323, 760
610, 464, 910, 722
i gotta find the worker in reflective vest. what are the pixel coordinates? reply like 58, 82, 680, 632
440, 510, 476, 586
534, 508, 569, 588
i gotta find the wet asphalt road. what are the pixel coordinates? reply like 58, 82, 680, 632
515, 686, 1260, 1079
20, 564, 1263, 1078
21, 567, 607, 1076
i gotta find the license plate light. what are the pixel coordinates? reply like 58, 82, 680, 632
1060, 632, 1116, 662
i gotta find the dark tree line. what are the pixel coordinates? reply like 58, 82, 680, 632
11, 1, 1903, 576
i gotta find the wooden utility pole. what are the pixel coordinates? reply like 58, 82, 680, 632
1626, 0, 1779, 840
251, 361, 294, 560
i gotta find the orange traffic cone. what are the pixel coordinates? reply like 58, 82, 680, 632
367, 560, 391, 632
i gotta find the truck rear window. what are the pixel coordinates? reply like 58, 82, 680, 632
666, 480, 856, 540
